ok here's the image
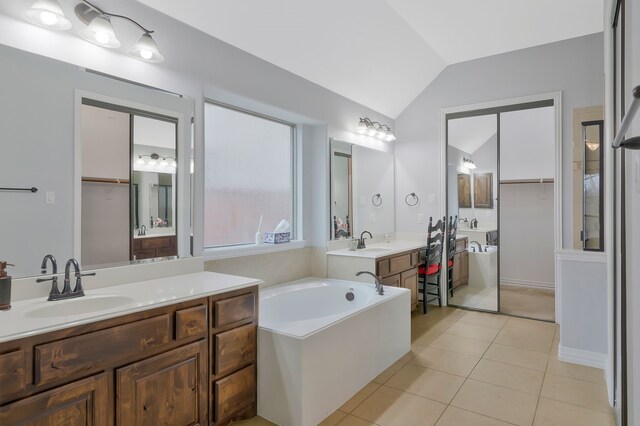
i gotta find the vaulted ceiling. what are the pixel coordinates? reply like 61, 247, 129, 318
137, 0, 603, 118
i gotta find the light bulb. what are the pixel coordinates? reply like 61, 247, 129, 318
367, 125, 377, 137
40, 11, 57, 25
80, 16, 121, 48
128, 33, 164, 63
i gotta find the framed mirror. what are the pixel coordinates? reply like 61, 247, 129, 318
330, 140, 353, 239
0, 44, 194, 278
581, 120, 604, 251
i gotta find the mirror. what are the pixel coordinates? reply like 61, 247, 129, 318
0, 43, 194, 278
581, 120, 604, 251
447, 113, 499, 312
329, 139, 394, 240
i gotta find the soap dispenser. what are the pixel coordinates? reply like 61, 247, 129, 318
0, 261, 14, 311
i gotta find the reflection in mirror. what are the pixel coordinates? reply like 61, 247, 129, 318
447, 113, 498, 312
0, 44, 193, 278
330, 140, 352, 239
329, 139, 395, 240
581, 120, 604, 251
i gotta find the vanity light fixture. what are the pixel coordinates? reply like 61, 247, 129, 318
75, 1, 164, 62
355, 118, 396, 142
463, 157, 477, 169
24, 0, 72, 30
136, 153, 177, 168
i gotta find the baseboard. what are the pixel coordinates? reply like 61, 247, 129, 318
558, 345, 607, 369
500, 278, 555, 290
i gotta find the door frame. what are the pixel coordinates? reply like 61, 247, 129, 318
439, 91, 563, 316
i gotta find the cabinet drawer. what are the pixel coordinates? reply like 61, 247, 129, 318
0, 350, 27, 398
377, 259, 390, 277
139, 236, 174, 250
214, 324, 256, 378
389, 253, 412, 274
381, 274, 400, 287
213, 293, 255, 329
411, 251, 419, 266
214, 365, 256, 423
176, 305, 208, 340
35, 314, 170, 385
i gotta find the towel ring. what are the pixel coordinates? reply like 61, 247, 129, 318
405, 192, 419, 206
372, 193, 382, 207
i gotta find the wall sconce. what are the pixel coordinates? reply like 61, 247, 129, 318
136, 153, 176, 168
23, 0, 164, 62
356, 118, 396, 142
463, 157, 477, 169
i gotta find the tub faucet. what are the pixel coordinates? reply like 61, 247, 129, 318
358, 231, 373, 249
355, 271, 384, 295
469, 241, 481, 252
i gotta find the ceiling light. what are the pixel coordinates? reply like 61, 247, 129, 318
129, 32, 164, 63
24, 0, 72, 30
80, 15, 121, 48
463, 157, 477, 169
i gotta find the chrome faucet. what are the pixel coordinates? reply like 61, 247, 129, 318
357, 231, 373, 249
36, 255, 61, 301
469, 240, 482, 252
356, 270, 384, 295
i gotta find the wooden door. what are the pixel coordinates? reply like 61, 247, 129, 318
117, 341, 207, 426
473, 172, 493, 208
401, 267, 418, 308
0, 373, 112, 426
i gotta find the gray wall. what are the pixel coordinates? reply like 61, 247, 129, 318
394, 33, 604, 248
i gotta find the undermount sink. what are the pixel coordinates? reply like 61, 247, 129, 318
25, 295, 136, 318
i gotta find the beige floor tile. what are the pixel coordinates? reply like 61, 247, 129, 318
412, 316, 456, 333
385, 363, 465, 404
412, 327, 442, 348
410, 346, 480, 377
499, 285, 555, 322
458, 311, 509, 330
451, 379, 538, 426
429, 333, 491, 357
546, 358, 605, 384
373, 359, 408, 384
502, 316, 557, 340
541, 373, 611, 413
483, 343, 549, 372
436, 406, 513, 426
340, 382, 381, 413
493, 329, 553, 353
533, 397, 616, 426
351, 385, 447, 426
469, 359, 544, 395
318, 410, 349, 426
336, 415, 378, 426
445, 322, 500, 342
231, 416, 276, 425
419, 306, 468, 322
399, 350, 414, 363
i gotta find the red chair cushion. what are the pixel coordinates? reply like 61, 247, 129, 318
448, 259, 454, 268
418, 264, 441, 276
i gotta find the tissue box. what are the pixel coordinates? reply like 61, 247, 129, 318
264, 232, 290, 244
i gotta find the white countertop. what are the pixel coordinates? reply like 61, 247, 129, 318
0, 271, 262, 343
326, 240, 426, 259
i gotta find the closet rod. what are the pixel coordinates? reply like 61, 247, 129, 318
500, 178, 554, 184
612, 85, 640, 149
82, 177, 130, 184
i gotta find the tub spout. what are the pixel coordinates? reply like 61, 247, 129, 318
355, 270, 384, 295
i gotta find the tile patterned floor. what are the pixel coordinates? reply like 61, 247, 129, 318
234, 307, 614, 426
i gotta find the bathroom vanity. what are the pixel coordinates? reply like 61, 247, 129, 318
0, 272, 260, 426
327, 241, 426, 311
451, 236, 469, 290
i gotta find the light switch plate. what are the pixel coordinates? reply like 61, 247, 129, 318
45, 191, 55, 204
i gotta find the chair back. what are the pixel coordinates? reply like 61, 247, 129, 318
424, 216, 446, 267
448, 215, 458, 262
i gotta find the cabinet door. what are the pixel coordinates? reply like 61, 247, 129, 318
401, 267, 418, 309
380, 274, 400, 287
117, 341, 207, 426
460, 252, 469, 285
452, 253, 461, 288
0, 372, 112, 426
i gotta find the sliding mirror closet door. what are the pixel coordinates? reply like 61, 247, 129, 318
499, 106, 556, 321
447, 113, 499, 312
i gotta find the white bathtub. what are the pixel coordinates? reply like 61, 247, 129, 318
468, 245, 498, 287
257, 277, 410, 426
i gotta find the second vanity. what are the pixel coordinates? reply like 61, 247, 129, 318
0, 271, 260, 426
327, 241, 426, 311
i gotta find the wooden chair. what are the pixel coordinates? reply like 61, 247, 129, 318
447, 215, 458, 298
417, 216, 446, 314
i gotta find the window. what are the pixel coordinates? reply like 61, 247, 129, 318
204, 101, 294, 247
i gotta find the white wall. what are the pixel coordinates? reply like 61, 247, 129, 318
394, 33, 604, 248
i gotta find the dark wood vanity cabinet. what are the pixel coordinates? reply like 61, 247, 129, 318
451, 236, 469, 289
377, 249, 420, 310
0, 286, 259, 426
132, 235, 177, 260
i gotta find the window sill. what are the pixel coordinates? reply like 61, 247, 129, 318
203, 240, 307, 261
